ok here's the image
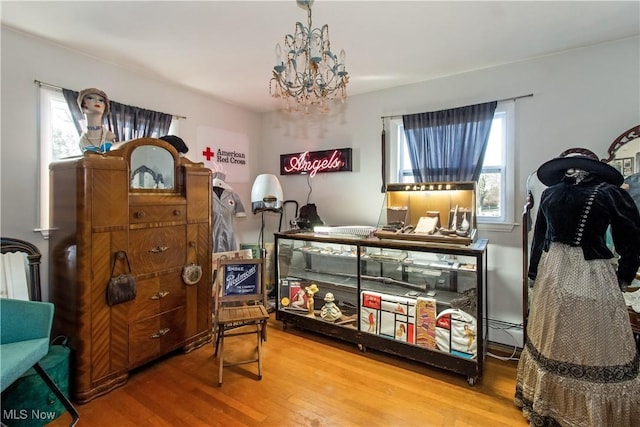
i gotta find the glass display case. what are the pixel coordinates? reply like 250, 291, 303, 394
275, 232, 488, 385
375, 182, 477, 245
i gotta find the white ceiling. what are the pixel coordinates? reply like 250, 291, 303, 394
2, 1, 639, 113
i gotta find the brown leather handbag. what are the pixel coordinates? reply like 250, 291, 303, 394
107, 251, 137, 306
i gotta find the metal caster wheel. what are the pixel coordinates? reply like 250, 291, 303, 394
357, 343, 366, 352
467, 376, 477, 386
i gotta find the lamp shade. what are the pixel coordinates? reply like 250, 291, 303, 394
251, 174, 284, 213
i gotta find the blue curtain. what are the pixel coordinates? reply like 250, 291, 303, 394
62, 89, 85, 135
402, 101, 497, 182
106, 104, 172, 142
63, 88, 172, 142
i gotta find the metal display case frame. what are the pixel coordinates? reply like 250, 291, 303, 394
274, 231, 488, 385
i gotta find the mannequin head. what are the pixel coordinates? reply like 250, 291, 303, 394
77, 88, 111, 116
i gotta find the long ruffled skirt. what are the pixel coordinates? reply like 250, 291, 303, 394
515, 243, 640, 426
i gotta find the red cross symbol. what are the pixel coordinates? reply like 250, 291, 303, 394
202, 147, 215, 161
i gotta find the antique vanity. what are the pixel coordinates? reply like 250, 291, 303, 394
49, 138, 213, 403
521, 125, 640, 342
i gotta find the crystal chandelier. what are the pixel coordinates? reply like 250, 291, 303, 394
269, 0, 349, 113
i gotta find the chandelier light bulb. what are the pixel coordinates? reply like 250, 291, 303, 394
274, 43, 284, 71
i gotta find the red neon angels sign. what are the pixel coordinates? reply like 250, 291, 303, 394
280, 148, 352, 177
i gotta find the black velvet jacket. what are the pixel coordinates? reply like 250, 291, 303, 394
528, 177, 640, 287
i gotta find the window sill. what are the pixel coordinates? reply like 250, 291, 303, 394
33, 228, 52, 240
477, 222, 518, 233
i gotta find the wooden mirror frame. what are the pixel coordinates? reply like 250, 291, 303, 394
602, 125, 640, 283
107, 138, 180, 194
601, 125, 640, 163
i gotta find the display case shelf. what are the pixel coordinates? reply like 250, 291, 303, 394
275, 232, 488, 385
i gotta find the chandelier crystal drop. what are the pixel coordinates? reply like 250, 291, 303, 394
269, 0, 349, 113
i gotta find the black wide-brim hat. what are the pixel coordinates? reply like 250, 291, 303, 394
536, 154, 624, 187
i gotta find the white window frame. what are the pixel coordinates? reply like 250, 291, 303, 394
37, 87, 82, 238
389, 100, 516, 232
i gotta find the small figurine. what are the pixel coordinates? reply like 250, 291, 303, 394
460, 212, 470, 232
305, 283, 319, 317
77, 88, 116, 153
320, 292, 342, 322
464, 324, 476, 352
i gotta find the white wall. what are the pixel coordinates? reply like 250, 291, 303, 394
2, 26, 638, 346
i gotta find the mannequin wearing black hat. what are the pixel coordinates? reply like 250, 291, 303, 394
515, 152, 640, 425
77, 88, 116, 153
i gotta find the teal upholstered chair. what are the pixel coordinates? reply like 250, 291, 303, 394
0, 299, 79, 427
0, 238, 79, 427
1, 299, 53, 388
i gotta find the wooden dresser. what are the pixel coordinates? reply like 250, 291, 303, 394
49, 138, 212, 403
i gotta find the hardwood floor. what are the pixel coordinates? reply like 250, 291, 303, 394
49, 316, 528, 427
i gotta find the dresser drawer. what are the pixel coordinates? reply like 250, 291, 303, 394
129, 226, 185, 274
130, 204, 185, 224
129, 306, 186, 367
132, 273, 186, 321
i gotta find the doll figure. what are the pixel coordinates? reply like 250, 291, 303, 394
77, 88, 116, 153
305, 283, 319, 317
320, 292, 342, 322
464, 324, 475, 352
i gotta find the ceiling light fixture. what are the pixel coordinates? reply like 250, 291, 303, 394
269, 0, 349, 113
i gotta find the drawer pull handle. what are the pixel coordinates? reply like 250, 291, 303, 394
151, 291, 170, 300
150, 246, 169, 253
134, 211, 146, 219
150, 328, 170, 339
173, 209, 182, 216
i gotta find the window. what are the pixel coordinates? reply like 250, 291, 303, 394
37, 86, 179, 237
37, 87, 81, 237
390, 100, 515, 228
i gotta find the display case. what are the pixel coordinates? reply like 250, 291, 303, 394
275, 232, 488, 385
375, 182, 477, 245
